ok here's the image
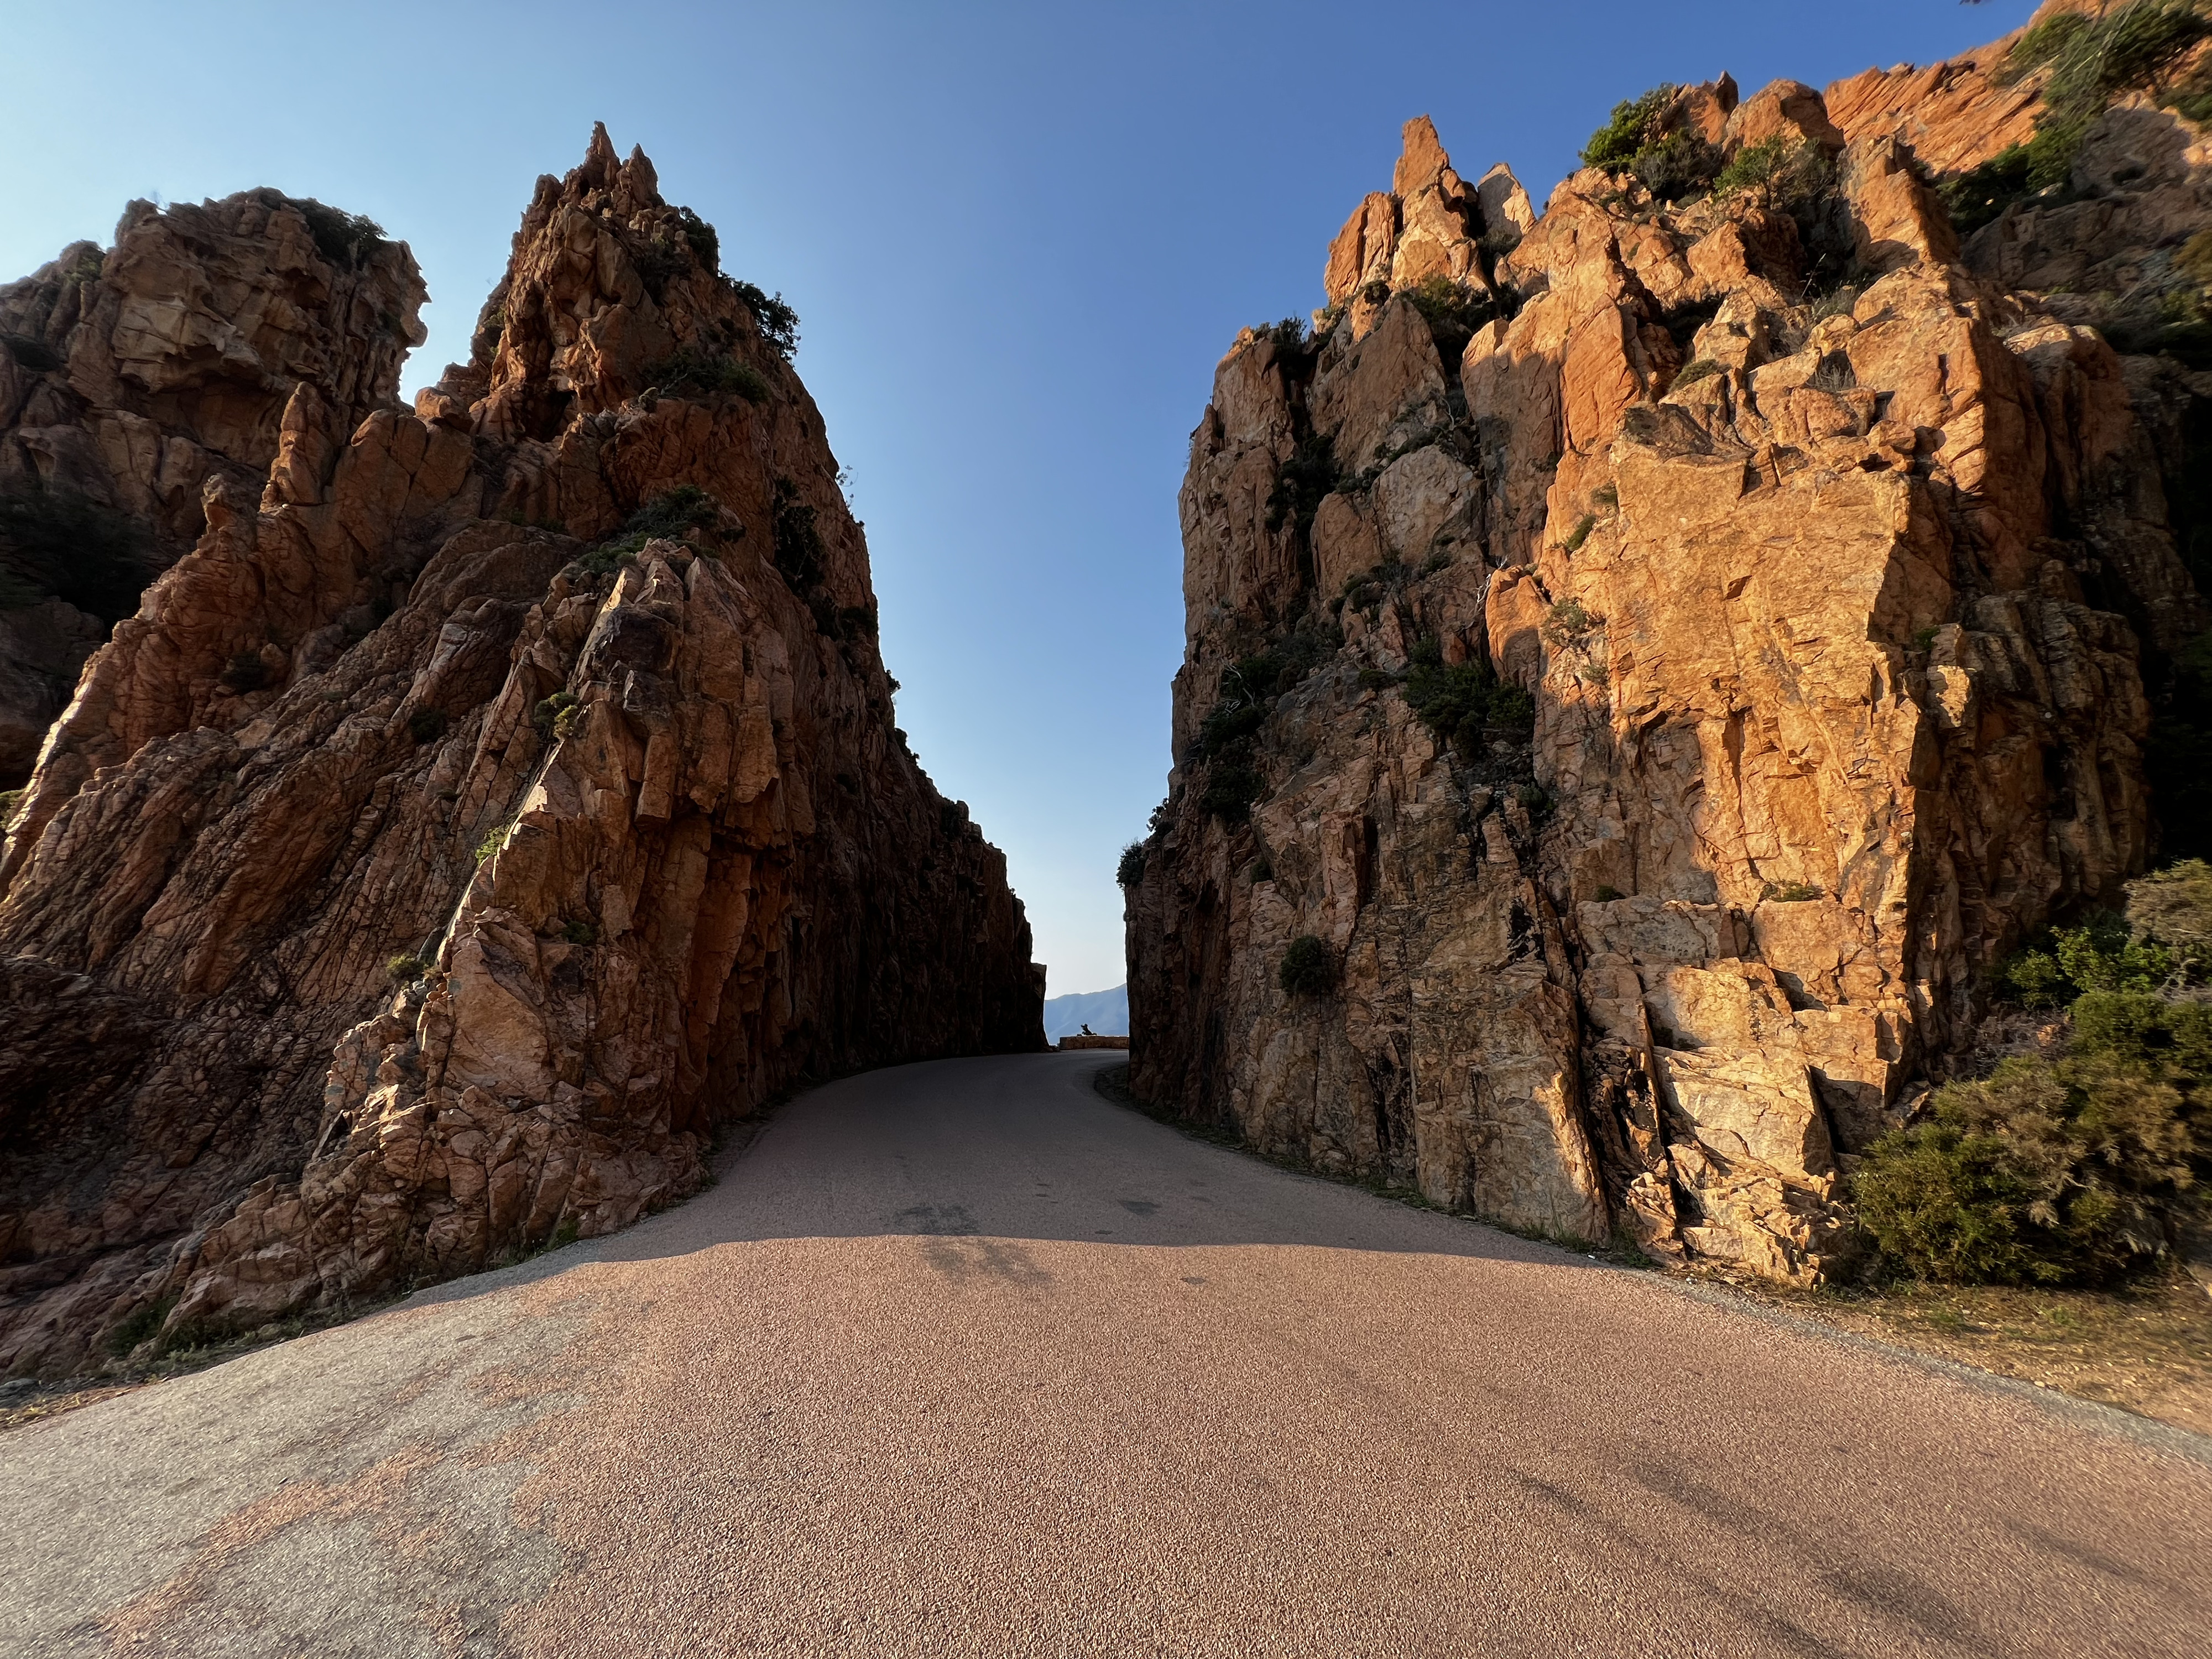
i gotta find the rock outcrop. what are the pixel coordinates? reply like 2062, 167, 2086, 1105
1126, 22, 2210, 1281
0, 192, 425, 784
1826, 1, 2212, 332
0, 128, 1044, 1376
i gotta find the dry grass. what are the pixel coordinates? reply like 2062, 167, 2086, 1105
1716, 1271, 2212, 1435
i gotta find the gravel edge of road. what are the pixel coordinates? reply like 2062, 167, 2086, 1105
1090, 1061, 2212, 1471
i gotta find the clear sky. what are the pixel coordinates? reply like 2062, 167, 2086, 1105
2, 0, 2032, 995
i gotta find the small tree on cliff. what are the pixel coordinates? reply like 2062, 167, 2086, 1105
1279, 936, 1334, 998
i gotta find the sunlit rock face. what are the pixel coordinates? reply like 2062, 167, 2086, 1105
0, 127, 1045, 1376
1126, 31, 2209, 1282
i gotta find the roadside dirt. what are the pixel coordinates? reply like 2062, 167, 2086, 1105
1720, 1274, 2212, 1436
1098, 1065, 2212, 1438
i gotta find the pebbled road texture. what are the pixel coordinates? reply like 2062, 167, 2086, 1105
5, 1051, 2210, 1657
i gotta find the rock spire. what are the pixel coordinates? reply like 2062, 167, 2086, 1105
0, 130, 1044, 1375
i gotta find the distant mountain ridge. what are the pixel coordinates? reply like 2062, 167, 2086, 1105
1044, 984, 1128, 1040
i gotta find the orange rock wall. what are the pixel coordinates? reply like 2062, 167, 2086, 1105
1128, 41, 2209, 1280
0, 129, 1044, 1375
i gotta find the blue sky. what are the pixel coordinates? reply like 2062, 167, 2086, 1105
2, 1, 2032, 994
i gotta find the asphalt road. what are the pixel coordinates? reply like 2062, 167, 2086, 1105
6, 1051, 2210, 1658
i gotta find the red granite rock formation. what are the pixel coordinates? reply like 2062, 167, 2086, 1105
0, 127, 1044, 1376
0, 191, 425, 782
1127, 22, 2210, 1281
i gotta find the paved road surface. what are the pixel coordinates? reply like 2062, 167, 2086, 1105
6, 1052, 2210, 1657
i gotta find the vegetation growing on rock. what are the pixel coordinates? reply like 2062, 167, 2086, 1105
1127, 20, 2212, 1287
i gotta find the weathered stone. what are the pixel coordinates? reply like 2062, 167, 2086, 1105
0, 194, 426, 787
0, 131, 1043, 1376
1128, 51, 2205, 1283
1725, 79, 1845, 154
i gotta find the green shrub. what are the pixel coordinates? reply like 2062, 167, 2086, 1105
1540, 598, 1597, 650
474, 820, 513, 865
634, 234, 689, 300
1949, 1, 2212, 233
1999, 907, 2177, 1008
562, 920, 598, 946
1998, 9, 2095, 83
771, 479, 825, 588
1941, 146, 2038, 235
106, 1295, 178, 1357
532, 691, 580, 740
1117, 842, 1146, 885
643, 349, 770, 401
1186, 630, 1328, 817
1761, 880, 1823, 903
1577, 84, 1719, 200
2125, 857, 2212, 972
387, 953, 426, 982
1402, 636, 1533, 758
2039, 0, 2209, 109
675, 207, 719, 269
1671, 357, 1721, 389
1249, 852, 1274, 882
1870, 855, 2212, 1284
407, 707, 448, 744
1581, 86, 1677, 169
1200, 748, 1265, 822
731, 281, 799, 360
1558, 514, 1597, 554
1197, 698, 1267, 758
620, 485, 721, 544
1714, 136, 1791, 197
0, 482, 153, 622
1197, 617, 1343, 761
1280, 935, 1335, 997
1265, 431, 1340, 540
578, 487, 725, 573
575, 540, 641, 578
1405, 275, 1494, 348
1632, 131, 1720, 203
2167, 67, 2212, 122
1593, 884, 1625, 901
287, 197, 388, 268
1856, 1053, 2198, 1284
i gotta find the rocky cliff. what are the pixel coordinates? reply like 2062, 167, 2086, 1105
0, 128, 1044, 1376
1125, 5, 2212, 1280
0, 192, 425, 784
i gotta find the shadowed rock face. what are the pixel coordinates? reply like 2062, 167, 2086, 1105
1127, 35, 2210, 1281
0, 127, 1045, 1376
0, 191, 427, 782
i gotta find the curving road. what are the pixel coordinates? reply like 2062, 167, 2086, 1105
4, 1051, 2210, 1657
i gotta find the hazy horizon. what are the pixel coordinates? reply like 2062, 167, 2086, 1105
0, 0, 2036, 993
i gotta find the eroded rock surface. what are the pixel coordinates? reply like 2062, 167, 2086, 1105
0, 128, 1043, 1375
0, 191, 425, 785
1128, 42, 2209, 1281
